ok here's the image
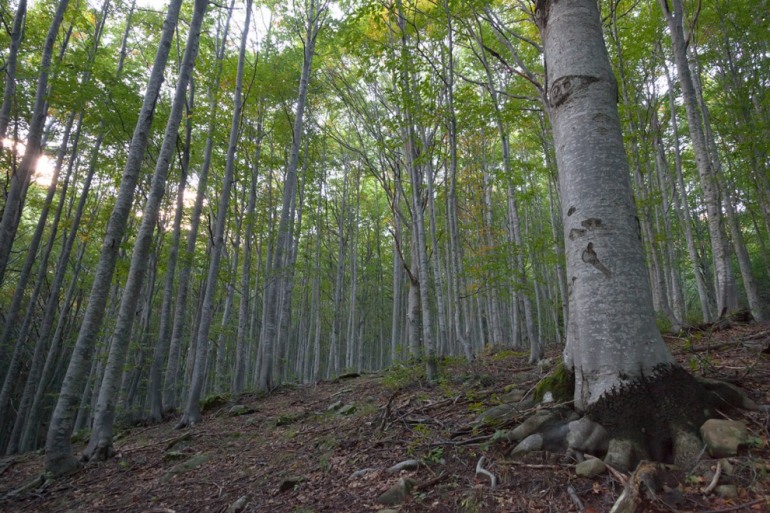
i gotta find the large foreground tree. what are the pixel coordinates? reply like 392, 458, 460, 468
535, 0, 709, 470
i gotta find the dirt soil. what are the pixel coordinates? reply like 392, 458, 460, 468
1, 322, 769, 513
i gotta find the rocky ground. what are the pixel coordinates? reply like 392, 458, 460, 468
1, 321, 769, 513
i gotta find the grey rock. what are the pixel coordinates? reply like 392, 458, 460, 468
500, 389, 526, 403
575, 458, 606, 478
510, 406, 578, 442
715, 484, 738, 499
162, 454, 210, 481
377, 477, 416, 505
227, 495, 250, 513
338, 404, 357, 415
700, 419, 748, 458
327, 400, 344, 411
228, 404, 253, 416
604, 438, 633, 472
511, 433, 543, 455
474, 403, 517, 427
567, 417, 609, 454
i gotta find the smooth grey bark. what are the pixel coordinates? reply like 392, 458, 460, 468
214, 246, 239, 392
0, 0, 69, 289
661, 57, 714, 322
0, 112, 76, 428
722, 175, 766, 321
0, 0, 26, 139
2, 113, 81, 455
395, 0, 436, 381
535, 0, 674, 410
44, 0, 184, 476
177, 0, 250, 427
345, 167, 361, 370
148, 134, 188, 420
83, 0, 206, 461
660, 0, 736, 317
21, 240, 88, 453
233, 122, 263, 394
163, 3, 234, 411
390, 186, 403, 363
259, 0, 325, 391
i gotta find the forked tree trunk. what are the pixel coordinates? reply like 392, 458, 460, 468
536, 0, 706, 471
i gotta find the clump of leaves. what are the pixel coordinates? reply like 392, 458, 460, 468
533, 362, 574, 403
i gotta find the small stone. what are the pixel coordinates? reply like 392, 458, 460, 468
227, 495, 250, 513
162, 454, 210, 481
377, 477, 416, 505
700, 419, 748, 458
715, 484, 738, 499
278, 476, 305, 492
500, 389, 525, 403
511, 433, 543, 456
327, 400, 344, 411
228, 405, 252, 416
338, 404, 357, 415
510, 406, 578, 442
575, 458, 606, 478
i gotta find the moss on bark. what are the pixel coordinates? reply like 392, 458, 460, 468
533, 363, 575, 403
585, 364, 709, 469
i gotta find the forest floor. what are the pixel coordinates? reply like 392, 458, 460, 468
1, 321, 769, 513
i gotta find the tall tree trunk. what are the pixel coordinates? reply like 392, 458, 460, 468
82, 0, 206, 460
178, 0, 251, 427
163, 4, 234, 411
233, 121, 263, 394
259, 0, 325, 391
661, 56, 714, 322
0, 0, 26, 139
536, 0, 705, 471
44, 0, 184, 476
660, 0, 737, 317
148, 82, 192, 421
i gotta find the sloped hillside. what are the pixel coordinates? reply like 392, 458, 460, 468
1, 323, 769, 512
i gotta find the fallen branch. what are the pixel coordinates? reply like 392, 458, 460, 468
567, 484, 584, 512
475, 456, 497, 489
701, 460, 721, 495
